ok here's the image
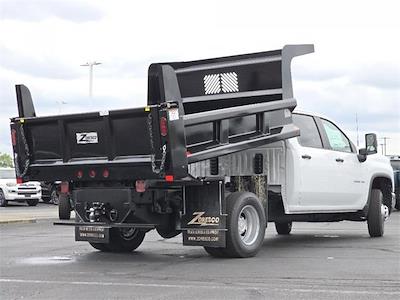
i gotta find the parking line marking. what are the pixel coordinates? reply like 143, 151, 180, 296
1, 278, 399, 295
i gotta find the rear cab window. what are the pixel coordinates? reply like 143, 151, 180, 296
292, 114, 323, 148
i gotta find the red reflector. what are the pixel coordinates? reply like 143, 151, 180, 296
135, 180, 146, 192
16, 177, 23, 184
89, 170, 96, 178
103, 169, 109, 178
165, 175, 174, 182
77, 170, 83, 179
160, 116, 168, 137
11, 129, 17, 146
60, 181, 69, 193
186, 151, 192, 157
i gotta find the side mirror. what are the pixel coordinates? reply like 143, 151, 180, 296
358, 133, 378, 162
365, 133, 378, 155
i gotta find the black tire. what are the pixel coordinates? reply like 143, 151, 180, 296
156, 214, 181, 239
89, 242, 111, 252
156, 227, 181, 239
50, 188, 59, 205
204, 247, 228, 258
58, 193, 71, 220
42, 197, 51, 204
26, 199, 39, 206
367, 189, 385, 237
106, 228, 146, 252
395, 187, 400, 210
89, 228, 145, 253
223, 192, 266, 258
275, 221, 292, 235
0, 190, 8, 207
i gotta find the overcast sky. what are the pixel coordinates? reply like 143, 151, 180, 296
0, 0, 399, 155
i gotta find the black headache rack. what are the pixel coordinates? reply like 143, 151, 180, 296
11, 44, 314, 182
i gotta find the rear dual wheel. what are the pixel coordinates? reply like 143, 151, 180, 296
204, 192, 266, 258
90, 228, 146, 253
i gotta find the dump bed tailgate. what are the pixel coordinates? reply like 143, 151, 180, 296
11, 106, 164, 181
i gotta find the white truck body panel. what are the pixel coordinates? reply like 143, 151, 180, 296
189, 112, 394, 216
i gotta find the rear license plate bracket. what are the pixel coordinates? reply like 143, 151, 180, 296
75, 226, 110, 243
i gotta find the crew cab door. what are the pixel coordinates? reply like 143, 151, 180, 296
289, 114, 338, 211
316, 118, 367, 209
289, 113, 366, 212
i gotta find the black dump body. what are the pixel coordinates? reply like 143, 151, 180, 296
10, 45, 314, 183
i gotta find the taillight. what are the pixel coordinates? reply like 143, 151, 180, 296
160, 116, 168, 137
89, 170, 96, 178
76, 170, 83, 179
11, 129, 17, 146
60, 181, 69, 193
165, 175, 174, 182
102, 169, 109, 178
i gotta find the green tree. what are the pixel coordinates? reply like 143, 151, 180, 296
0, 152, 13, 168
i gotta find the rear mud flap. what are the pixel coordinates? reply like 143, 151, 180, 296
181, 180, 227, 248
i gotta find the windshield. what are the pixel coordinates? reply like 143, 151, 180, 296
0, 169, 16, 179
391, 160, 400, 171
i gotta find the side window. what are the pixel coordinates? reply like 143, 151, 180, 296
292, 114, 323, 148
321, 119, 352, 153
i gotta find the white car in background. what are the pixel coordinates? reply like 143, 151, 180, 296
0, 167, 42, 207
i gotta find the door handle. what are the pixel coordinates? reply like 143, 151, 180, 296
335, 158, 344, 163
302, 154, 312, 159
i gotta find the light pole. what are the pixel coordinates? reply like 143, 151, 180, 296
380, 137, 390, 156
80, 61, 101, 97
56, 100, 67, 114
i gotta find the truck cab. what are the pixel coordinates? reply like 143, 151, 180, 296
262, 112, 395, 235
285, 112, 394, 213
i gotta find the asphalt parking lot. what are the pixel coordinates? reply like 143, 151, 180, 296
0, 204, 399, 300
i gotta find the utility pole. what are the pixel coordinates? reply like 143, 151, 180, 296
379, 143, 384, 155
380, 137, 390, 156
80, 61, 101, 97
355, 112, 359, 147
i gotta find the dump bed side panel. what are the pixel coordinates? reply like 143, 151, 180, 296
148, 44, 314, 164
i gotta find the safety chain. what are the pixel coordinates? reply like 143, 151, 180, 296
147, 113, 167, 174
15, 123, 30, 178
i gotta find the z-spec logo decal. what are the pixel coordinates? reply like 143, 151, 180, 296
76, 132, 98, 144
203, 72, 239, 95
187, 212, 220, 226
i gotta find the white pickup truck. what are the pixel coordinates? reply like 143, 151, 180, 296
262, 111, 394, 237
189, 110, 395, 240
0, 167, 42, 207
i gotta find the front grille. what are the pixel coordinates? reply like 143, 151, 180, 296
17, 191, 37, 195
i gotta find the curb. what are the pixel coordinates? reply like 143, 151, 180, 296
0, 219, 37, 224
